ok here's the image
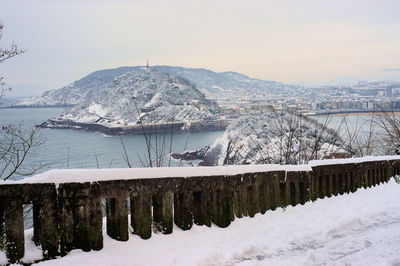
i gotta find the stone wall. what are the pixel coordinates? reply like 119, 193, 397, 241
0, 158, 399, 264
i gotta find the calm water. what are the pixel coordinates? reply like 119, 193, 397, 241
0, 108, 385, 178
0, 108, 224, 175
314, 114, 383, 137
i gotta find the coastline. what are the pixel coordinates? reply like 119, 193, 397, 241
37, 119, 228, 135
314, 110, 400, 117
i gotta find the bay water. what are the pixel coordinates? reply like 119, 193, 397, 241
0, 108, 224, 178
0, 107, 383, 180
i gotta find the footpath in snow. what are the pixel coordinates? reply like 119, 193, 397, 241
4, 179, 400, 266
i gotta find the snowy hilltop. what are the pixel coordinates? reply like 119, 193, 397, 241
173, 111, 346, 165
43, 67, 221, 128
14, 65, 299, 107
15, 67, 136, 107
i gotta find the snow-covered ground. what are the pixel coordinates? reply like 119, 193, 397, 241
4, 178, 397, 266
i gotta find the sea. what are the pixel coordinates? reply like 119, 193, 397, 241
0, 107, 381, 179
0, 108, 224, 178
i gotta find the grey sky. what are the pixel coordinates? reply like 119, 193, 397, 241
1, 0, 400, 96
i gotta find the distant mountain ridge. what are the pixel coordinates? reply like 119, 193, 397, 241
15, 65, 297, 107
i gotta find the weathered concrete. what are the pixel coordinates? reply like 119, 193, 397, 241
5, 199, 24, 263
106, 197, 128, 241
33, 184, 59, 258
0, 158, 399, 264
174, 191, 193, 230
243, 173, 260, 218
58, 183, 92, 254
257, 173, 271, 214
88, 184, 103, 251
153, 192, 173, 234
130, 195, 152, 239
211, 177, 233, 228
0, 202, 4, 252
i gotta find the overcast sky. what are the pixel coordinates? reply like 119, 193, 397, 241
1, 0, 400, 96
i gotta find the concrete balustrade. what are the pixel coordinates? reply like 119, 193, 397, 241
0, 157, 399, 264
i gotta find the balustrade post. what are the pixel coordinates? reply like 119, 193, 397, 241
269, 172, 281, 210
30, 184, 60, 258
320, 174, 327, 199
244, 174, 259, 218
246, 185, 257, 217
211, 178, 232, 228
130, 194, 152, 239
294, 177, 300, 205
32, 203, 41, 245
174, 191, 193, 230
58, 183, 93, 254
4, 198, 24, 263
232, 188, 242, 218
310, 171, 318, 201
190, 177, 212, 227
299, 180, 306, 205
370, 168, 375, 186
88, 183, 103, 251
257, 173, 270, 214
284, 178, 290, 207
0, 202, 4, 251
370, 168, 375, 187
239, 178, 249, 216
58, 192, 74, 255
338, 173, 344, 195
152, 191, 173, 234
327, 174, 333, 197
345, 172, 351, 193
106, 197, 128, 241
384, 167, 389, 182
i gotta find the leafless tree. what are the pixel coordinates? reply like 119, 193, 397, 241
118, 96, 177, 168
337, 114, 379, 157
373, 110, 400, 155
0, 23, 45, 181
0, 123, 46, 180
0, 23, 24, 101
221, 109, 347, 166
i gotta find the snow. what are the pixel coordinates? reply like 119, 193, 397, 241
0, 251, 6, 266
49, 68, 221, 127
2, 156, 399, 185
4, 164, 311, 185
308, 155, 400, 166
13, 65, 299, 108
200, 111, 349, 166
0, 228, 43, 265
21, 229, 43, 264
24, 178, 400, 266
87, 103, 109, 117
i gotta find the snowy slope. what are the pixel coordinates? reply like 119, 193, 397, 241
7, 179, 400, 266
177, 111, 345, 166
55, 67, 221, 126
14, 66, 299, 107
155, 66, 296, 95
15, 67, 137, 107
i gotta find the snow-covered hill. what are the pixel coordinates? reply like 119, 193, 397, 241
155, 66, 296, 95
174, 111, 345, 165
50, 67, 221, 127
15, 66, 298, 107
15, 67, 136, 107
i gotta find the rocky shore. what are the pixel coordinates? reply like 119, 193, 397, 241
37, 119, 228, 135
